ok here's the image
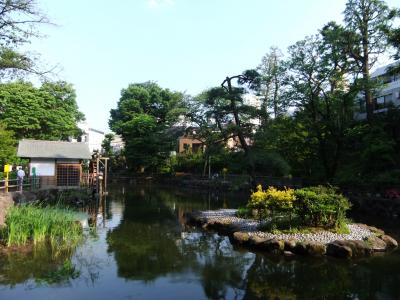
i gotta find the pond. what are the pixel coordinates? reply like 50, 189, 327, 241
0, 184, 399, 300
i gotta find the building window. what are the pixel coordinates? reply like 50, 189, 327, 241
57, 164, 81, 186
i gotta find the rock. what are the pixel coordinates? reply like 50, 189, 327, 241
306, 242, 326, 256
348, 240, 374, 257
263, 239, 284, 253
327, 241, 353, 258
367, 226, 385, 236
249, 235, 269, 248
233, 232, 250, 245
365, 236, 387, 252
380, 235, 398, 249
292, 242, 308, 255
0, 193, 14, 227
284, 239, 297, 251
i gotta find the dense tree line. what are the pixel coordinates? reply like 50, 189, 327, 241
109, 0, 400, 189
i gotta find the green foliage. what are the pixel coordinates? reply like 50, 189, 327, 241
294, 186, 351, 228
247, 185, 351, 231
109, 82, 186, 172
0, 122, 17, 166
236, 206, 252, 218
0, 1, 50, 79
0, 81, 84, 140
247, 185, 295, 219
1, 204, 82, 247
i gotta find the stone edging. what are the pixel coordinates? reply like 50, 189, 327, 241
184, 209, 398, 259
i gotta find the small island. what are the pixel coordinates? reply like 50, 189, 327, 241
185, 185, 398, 258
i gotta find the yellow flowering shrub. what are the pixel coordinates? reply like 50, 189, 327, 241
248, 185, 295, 218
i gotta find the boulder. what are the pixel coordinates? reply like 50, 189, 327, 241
249, 235, 270, 248
263, 239, 285, 253
233, 232, 250, 245
284, 239, 297, 251
292, 242, 308, 255
327, 241, 353, 258
306, 242, 326, 256
365, 236, 387, 252
380, 235, 398, 249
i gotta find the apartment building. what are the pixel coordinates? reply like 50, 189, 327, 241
355, 62, 400, 120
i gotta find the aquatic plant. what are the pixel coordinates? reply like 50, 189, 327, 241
1, 204, 82, 247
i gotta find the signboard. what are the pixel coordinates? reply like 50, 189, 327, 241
3, 164, 11, 173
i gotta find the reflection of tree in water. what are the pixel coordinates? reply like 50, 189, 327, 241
182, 232, 253, 300
106, 187, 254, 299
0, 243, 79, 287
243, 251, 400, 300
106, 188, 188, 281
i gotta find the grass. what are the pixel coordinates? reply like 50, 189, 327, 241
1, 204, 82, 247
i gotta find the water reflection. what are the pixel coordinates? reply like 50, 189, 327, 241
0, 185, 399, 300
0, 243, 78, 287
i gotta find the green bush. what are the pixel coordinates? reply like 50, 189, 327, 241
247, 185, 351, 231
294, 186, 351, 228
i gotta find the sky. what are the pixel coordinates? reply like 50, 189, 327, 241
28, 0, 399, 132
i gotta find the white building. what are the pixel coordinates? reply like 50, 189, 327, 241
355, 62, 400, 120
73, 122, 105, 153
110, 135, 125, 154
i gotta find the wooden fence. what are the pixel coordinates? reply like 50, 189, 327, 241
0, 177, 40, 193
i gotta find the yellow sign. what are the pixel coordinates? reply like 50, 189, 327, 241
3, 164, 11, 173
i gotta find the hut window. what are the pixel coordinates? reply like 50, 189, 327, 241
56, 164, 80, 186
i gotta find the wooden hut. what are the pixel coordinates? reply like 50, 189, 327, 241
17, 139, 91, 188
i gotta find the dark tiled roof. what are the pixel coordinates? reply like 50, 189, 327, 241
17, 140, 91, 159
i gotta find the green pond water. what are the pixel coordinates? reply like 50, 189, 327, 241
0, 184, 399, 300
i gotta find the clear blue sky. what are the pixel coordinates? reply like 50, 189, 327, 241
30, 0, 398, 132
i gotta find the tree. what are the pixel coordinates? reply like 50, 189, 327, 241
191, 70, 260, 179
109, 82, 186, 172
101, 133, 114, 157
385, 8, 400, 73
0, 81, 84, 140
0, 122, 17, 166
285, 26, 356, 180
343, 0, 394, 122
0, 0, 51, 79
257, 46, 287, 122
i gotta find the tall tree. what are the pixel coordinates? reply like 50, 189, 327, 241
343, 0, 394, 122
286, 26, 356, 180
193, 70, 260, 179
257, 46, 287, 122
385, 8, 400, 73
0, 81, 84, 140
109, 82, 186, 172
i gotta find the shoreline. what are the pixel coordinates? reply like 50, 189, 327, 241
185, 209, 398, 259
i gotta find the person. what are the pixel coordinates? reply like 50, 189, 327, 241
17, 167, 25, 191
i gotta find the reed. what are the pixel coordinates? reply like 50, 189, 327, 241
1, 204, 82, 247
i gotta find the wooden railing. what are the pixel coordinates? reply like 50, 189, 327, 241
0, 177, 40, 192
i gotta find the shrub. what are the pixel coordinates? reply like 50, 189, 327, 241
294, 186, 351, 228
248, 185, 295, 219
246, 185, 351, 231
